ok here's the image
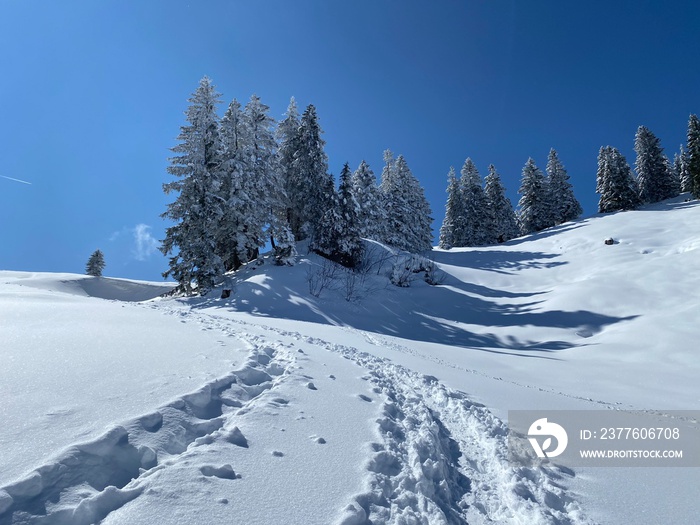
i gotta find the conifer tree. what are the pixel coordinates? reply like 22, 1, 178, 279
596, 146, 640, 213
674, 146, 692, 194
635, 125, 677, 203
438, 167, 462, 249
687, 114, 700, 198
277, 98, 300, 230
459, 158, 489, 246
85, 249, 105, 277
237, 94, 282, 264
313, 163, 363, 267
216, 98, 247, 271
380, 151, 433, 253
351, 160, 384, 240
161, 77, 224, 294
483, 164, 519, 243
287, 104, 333, 240
546, 149, 582, 224
517, 158, 550, 234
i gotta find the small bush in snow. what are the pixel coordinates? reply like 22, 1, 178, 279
355, 242, 395, 276
423, 261, 447, 286
389, 254, 446, 287
390, 254, 432, 287
342, 269, 368, 302
306, 258, 340, 297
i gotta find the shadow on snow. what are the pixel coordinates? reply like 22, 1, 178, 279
187, 245, 638, 360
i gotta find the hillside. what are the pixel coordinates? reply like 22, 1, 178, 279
1, 196, 699, 524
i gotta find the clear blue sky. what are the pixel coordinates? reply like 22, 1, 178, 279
1, 1, 699, 281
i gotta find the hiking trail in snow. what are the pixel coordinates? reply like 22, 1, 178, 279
0, 302, 594, 524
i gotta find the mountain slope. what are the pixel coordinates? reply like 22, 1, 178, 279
1, 196, 699, 524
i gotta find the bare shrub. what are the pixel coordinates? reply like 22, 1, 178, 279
356, 242, 395, 276
306, 258, 341, 297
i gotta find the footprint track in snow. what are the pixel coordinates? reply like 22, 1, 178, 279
0, 343, 293, 525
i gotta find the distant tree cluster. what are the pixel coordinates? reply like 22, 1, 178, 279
439, 149, 581, 248
596, 116, 700, 213
160, 77, 433, 294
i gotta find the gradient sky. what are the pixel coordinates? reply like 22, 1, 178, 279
1, 0, 699, 281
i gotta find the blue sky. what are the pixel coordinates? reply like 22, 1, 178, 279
1, 1, 699, 281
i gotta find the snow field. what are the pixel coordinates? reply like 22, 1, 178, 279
3, 197, 700, 524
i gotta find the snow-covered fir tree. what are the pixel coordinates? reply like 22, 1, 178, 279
287, 104, 334, 241
85, 249, 105, 277
634, 125, 677, 203
546, 149, 582, 224
459, 158, 490, 246
687, 114, 700, 198
596, 146, 640, 213
664, 153, 681, 197
674, 145, 692, 194
215, 95, 290, 272
380, 151, 433, 253
277, 97, 300, 231
161, 77, 224, 294
517, 158, 551, 234
483, 164, 519, 243
312, 163, 363, 267
350, 160, 384, 240
239, 94, 284, 263
216, 98, 247, 271
438, 167, 462, 249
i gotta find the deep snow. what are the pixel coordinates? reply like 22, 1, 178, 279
1, 196, 699, 524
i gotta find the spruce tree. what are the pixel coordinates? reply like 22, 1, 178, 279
287, 104, 333, 240
380, 151, 433, 253
160, 77, 224, 294
675, 145, 692, 193
483, 164, 519, 243
546, 149, 582, 224
351, 160, 384, 240
217, 98, 247, 271
517, 158, 550, 234
635, 125, 677, 203
277, 98, 300, 231
687, 114, 700, 198
85, 249, 105, 277
238, 94, 283, 264
459, 158, 489, 246
313, 163, 363, 267
438, 167, 462, 249
596, 146, 640, 213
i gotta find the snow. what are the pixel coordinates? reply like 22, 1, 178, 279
2, 196, 700, 524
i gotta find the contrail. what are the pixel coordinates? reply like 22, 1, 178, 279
0, 175, 32, 185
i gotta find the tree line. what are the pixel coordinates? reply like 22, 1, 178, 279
160, 77, 432, 294
439, 115, 700, 251
596, 117, 700, 212
161, 78, 699, 294
439, 149, 582, 248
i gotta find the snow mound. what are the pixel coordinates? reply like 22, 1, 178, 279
1, 271, 175, 301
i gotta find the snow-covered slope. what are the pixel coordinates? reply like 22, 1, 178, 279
1, 196, 699, 524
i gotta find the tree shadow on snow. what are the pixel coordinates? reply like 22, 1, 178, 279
189, 257, 638, 359
431, 249, 567, 275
